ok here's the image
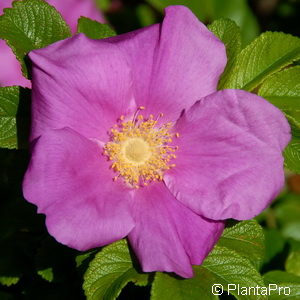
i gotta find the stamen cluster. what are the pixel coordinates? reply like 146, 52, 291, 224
104, 107, 179, 188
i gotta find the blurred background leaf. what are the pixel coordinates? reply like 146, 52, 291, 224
144, 0, 259, 45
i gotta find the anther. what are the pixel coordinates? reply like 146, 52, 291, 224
133, 106, 146, 124
104, 109, 178, 188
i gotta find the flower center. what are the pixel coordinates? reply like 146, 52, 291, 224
122, 138, 151, 164
103, 107, 179, 188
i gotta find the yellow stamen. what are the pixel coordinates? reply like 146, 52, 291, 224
104, 108, 179, 188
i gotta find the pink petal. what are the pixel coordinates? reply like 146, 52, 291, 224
23, 128, 135, 251
0, 0, 12, 12
47, 0, 105, 33
128, 182, 224, 278
0, 40, 31, 88
29, 34, 134, 142
105, 5, 226, 121
164, 89, 291, 220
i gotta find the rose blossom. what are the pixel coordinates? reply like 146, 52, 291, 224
23, 6, 290, 277
0, 0, 104, 88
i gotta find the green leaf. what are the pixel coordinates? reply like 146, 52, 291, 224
208, 19, 241, 90
95, 0, 110, 12
263, 229, 285, 264
37, 268, 54, 282
151, 246, 266, 300
0, 86, 30, 149
83, 239, 150, 300
0, 243, 26, 288
151, 269, 218, 300
136, 4, 157, 27
286, 251, 300, 277
202, 246, 266, 300
76, 250, 97, 268
0, 276, 20, 287
0, 0, 71, 77
289, 240, 300, 252
258, 67, 300, 115
145, 0, 259, 45
145, 0, 209, 21
286, 115, 300, 137
282, 222, 300, 241
221, 32, 300, 91
77, 17, 116, 39
274, 193, 300, 226
151, 221, 265, 300
217, 220, 264, 269
208, 18, 241, 62
0, 87, 19, 149
283, 137, 300, 173
34, 237, 80, 284
264, 271, 300, 299
212, 0, 259, 46
258, 67, 300, 173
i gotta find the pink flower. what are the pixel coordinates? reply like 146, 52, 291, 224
23, 6, 290, 277
0, 0, 104, 88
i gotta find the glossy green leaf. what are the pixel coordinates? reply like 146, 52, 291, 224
212, 0, 259, 46
76, 250, 97, 268
283, 137, 300, 173
259, 67, 300, 115
221, 32, 300, 90
208, 18, 241, 90
151, 269, 218, 300
286, 251, 300, 277
152, 246, 266, 300
258, 67, 300, 172
0, 86, 30, 149
258, 67, 300, 173
0, 0, 71, 77
286, 115, 300, 137
77, 17, 116, 39
202, 246, 266, 300
0, 87, 19, 149
83, 239, 150, 300
264, 271, 300, 299
151, 221, 265, 300
217, 220, 264, 269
